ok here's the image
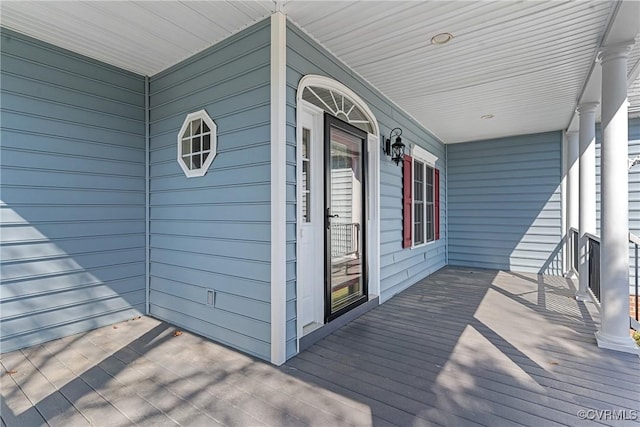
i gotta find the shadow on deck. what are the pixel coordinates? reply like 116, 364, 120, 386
2, 266, 639, 426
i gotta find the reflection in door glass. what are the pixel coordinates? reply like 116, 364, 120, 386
329, 126, 364, 314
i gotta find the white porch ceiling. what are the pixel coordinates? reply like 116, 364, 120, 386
1, 1, 639, 144
0, 1, 275, 76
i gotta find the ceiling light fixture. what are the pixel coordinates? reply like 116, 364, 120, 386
431, 32, 453, 45
481, 114, 495, 120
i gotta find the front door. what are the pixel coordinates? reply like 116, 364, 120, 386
324, 114, 368, 321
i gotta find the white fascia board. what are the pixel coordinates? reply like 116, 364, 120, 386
270, 11, 287, 366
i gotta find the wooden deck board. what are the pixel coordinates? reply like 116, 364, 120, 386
309, 334, 584, 426
286, 267, 640, 427
0, 355, 48, 427
349, 313, 639, 393
1, 266, 638, 426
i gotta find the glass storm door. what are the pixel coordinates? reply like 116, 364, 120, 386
324, 114, 367, 321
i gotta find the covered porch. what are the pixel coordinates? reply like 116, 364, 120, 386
1, 0, 640, 364
2, 266, 638, 426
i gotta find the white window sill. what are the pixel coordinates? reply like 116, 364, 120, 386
411, 240, 436, 250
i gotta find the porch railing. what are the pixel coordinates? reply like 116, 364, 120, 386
586, 232, 601, 303
331, 223, 360, 258
569, 227, 579, 274
574, 230, 639, 329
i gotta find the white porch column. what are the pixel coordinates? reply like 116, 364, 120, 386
576, 102, 598, 301
566, 131, 579, 276
270, 12, 288, 365
595, 43, 637, 353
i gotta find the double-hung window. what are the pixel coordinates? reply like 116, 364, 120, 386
402, 145, 439, 248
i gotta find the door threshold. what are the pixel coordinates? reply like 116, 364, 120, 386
302, 322, 323, 336
299, 296, 379, 352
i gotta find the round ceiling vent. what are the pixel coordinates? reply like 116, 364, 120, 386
431, 32, 454, 45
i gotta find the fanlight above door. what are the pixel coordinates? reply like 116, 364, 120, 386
302, 86, 374, 134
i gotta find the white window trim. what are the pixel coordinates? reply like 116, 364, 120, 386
411, 145, 438, 249
412, 145, 438, 167
177, 109, 217, 178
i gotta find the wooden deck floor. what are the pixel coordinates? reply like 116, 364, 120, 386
2, 266, 639, 426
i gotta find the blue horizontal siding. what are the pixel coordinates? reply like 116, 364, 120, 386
151, 305, 270, 358
2, 264, 145, 300
286, 23, 447, 356
2, 291, 145, 338
2, 249, 145, 283
150, 262, 270, 301
148, 19, 272, 361
447, 131, 563, 274
0, 31, 142, 91
0, 28, 146, 353
2, 130, 143, 161
2, 148, 142, 177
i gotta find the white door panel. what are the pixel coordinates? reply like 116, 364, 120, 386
297, 106, 323, 329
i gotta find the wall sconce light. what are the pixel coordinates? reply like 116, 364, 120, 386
384, 127, 405, 166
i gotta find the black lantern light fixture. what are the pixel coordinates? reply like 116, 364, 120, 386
384, 127, 405, 166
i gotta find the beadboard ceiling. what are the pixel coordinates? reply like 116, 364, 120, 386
1, 1, 638, 144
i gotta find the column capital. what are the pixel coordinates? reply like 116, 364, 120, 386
565, 130, 579, 141
576, 102, 599, 114
598, 41, 634, 64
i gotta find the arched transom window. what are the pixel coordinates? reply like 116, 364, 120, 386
302, 86, 374, 134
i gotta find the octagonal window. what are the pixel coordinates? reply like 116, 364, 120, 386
178, 110, 217, 177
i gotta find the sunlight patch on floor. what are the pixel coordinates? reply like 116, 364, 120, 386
433, 324, 547, 396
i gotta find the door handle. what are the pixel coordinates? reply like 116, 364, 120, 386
326, 207, 339, 219
326, 209, 338, 229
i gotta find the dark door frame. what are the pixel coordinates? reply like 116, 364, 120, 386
323, 113, 368, 323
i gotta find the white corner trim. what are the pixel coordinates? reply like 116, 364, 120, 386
270, 11, 287, 366
145, 76, 150, 315
412, 144, 438, 166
